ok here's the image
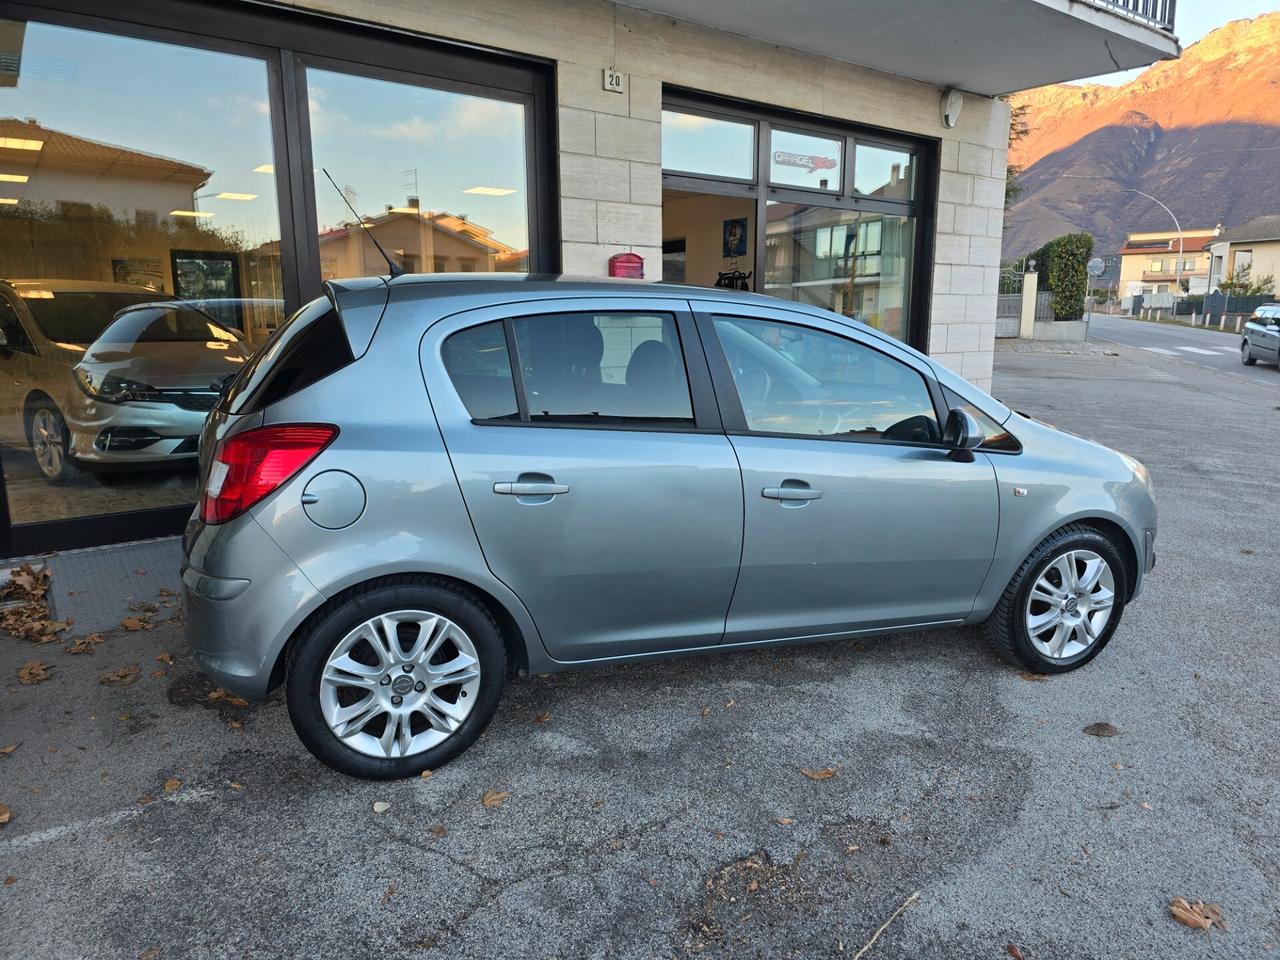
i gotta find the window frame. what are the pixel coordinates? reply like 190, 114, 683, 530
689, 301, 952, 450
429, 297, 724, 435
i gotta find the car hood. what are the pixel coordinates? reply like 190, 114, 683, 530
78, 341, 250, 389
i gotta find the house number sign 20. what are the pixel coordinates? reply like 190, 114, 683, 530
603, 67, 626, 94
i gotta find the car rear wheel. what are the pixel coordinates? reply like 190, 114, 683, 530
984, 524, 1127, 674
285, 577, 506, 779
27, 399, 80, 482
1241, 341, 1257, 365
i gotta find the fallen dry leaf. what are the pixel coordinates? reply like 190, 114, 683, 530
772, 817, 794, 826
419, 769, 434, 780
135, 569, 147, 576
155, 652, 173, 665
137, 794, 155, 806
150, 670, 166, 679
1138, 801, 1153, 811
532, 711, 550, 724
430, 824, 447, 839
66, 633, 104, 655
481, 789, 511, 809
1007, 946, 1026, 960
700, 706, 712, 717
381, 882, 395, 904
724, 699, 736, 708
1018, 671, 1048, 682
140, 949, 160, 960
0, 803, 10, 826
0, 743, 18, 756
163, 778, 181, 793
229, 782, 244, 791
372, 801, 390, 814
120, 617, 146, 631
800, 767, 837, 781
1169, 897, 1226, 931
17, 661, 51, 685
1083, 722, 1121, 738
3, 876, 14, 885
99, 665, 141, 687
227, 720, 243, 730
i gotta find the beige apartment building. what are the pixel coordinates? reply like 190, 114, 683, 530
1208, 216, 1280, 295
0, 0, 1179, 552
1116, 228, 1218, 297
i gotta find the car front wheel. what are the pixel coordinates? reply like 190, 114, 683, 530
1241, 340, 1257, 365
27, 399, 80, 482
285, 577, 506, 779
984, 524, 1128, 673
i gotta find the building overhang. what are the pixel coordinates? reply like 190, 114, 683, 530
620, 0, 1180, 97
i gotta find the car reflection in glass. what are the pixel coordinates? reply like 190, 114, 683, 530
0, 280, 252, 482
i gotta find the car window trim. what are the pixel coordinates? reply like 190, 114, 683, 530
691, 306, 951, 447
435, 298, 724, 434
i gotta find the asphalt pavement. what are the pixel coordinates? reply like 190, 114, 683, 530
1, 339, 1278, 959
1088, 312, 1280, 388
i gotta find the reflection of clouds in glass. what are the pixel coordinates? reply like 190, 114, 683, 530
382, 98, 522, 142
663, 111, 714, 130
307, 86, 350, 136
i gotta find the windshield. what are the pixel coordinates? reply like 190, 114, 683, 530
21, 290, 169, 343
97, 305, 244, 347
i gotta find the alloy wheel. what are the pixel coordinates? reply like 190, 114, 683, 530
1024, 549, 1116, 661
319, 609, 482, 759
31, 408, 66, 478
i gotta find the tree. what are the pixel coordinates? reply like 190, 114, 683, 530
1218, 263, 1276, 297
1031, 233, 1093, 321
1000, 97, 1031, 209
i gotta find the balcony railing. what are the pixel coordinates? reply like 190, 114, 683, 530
1089, 0, 1177, 32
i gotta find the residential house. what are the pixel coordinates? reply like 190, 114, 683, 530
1207, 216, 1280, 295
1117, 228, 1218, 297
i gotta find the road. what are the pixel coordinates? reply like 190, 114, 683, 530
2, 341, 1278, 958
1088, 312, 1280, 388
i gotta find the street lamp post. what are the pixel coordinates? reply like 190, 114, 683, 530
1061, 176, 1184, 299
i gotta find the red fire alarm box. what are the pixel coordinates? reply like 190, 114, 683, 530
608, 252, 644, 279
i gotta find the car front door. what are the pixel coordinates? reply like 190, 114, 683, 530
694, 303, 999, 643
421, 297, 744, 662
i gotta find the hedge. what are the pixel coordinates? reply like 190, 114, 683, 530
1031, 233, 1093, 322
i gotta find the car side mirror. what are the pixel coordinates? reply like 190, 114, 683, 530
943, 409, 983, 462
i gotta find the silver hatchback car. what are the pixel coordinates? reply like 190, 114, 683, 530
183, 276, 1157, 779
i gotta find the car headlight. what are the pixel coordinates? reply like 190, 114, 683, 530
72, 367, 157, 403
1118, 451, 1151, 489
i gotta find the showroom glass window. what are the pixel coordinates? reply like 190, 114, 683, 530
0, 19, 284, 527
306, 68, 531, 277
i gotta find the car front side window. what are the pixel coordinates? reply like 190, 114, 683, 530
712, 315, 940, 443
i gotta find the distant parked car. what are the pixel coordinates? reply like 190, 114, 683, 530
1241, 303, 1280, 367
0, 280, 251, 481
183, 275, 1158, 780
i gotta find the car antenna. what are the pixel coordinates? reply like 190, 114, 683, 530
321, 168, 404, 278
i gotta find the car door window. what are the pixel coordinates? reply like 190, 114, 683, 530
442, 320, 521, 421
712, 316, 939, 443
511, 312, 694, 424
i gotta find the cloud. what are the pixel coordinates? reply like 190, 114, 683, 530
382, 97, 523, 143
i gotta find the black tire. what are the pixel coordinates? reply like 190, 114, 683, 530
1241, 341, 1257, 365
285, 576, 506, 780
25, 397, 80, 482
983, 524, 1128, 674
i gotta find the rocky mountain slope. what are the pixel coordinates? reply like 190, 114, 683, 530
1003, 12, 1280, 257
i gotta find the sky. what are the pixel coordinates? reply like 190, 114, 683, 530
1084, 0, 1280, 84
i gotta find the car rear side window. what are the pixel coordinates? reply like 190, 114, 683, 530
223, 297, 353, 414
511, 312, 695, 424
442, 321, 520, 421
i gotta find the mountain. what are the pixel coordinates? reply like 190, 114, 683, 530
1003, 12, 1280, 258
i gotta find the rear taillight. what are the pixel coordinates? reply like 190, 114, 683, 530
201, 424, 338, 525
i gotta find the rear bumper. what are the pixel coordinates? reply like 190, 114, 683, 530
182, 514, 323, 701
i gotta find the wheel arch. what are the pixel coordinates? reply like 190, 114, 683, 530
22, 389, 61, 435
266, 571, 533, 693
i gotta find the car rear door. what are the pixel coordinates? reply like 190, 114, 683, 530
421, 296, 743, 662
693, 300, 999, 643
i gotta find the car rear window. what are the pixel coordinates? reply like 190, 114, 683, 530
221, 296, 353, 414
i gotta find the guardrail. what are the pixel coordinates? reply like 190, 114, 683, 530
1089, 0, 1176, 32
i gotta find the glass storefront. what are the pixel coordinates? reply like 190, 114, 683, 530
0, 3, 551, 554
660, 100, 929, 350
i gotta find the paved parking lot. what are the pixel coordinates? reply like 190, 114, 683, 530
2, 341, 1277, 959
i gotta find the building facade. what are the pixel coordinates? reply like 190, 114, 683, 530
1207, 216, 1280, 295
1117, 229, 1218, 298
0, 0, 1178, 554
